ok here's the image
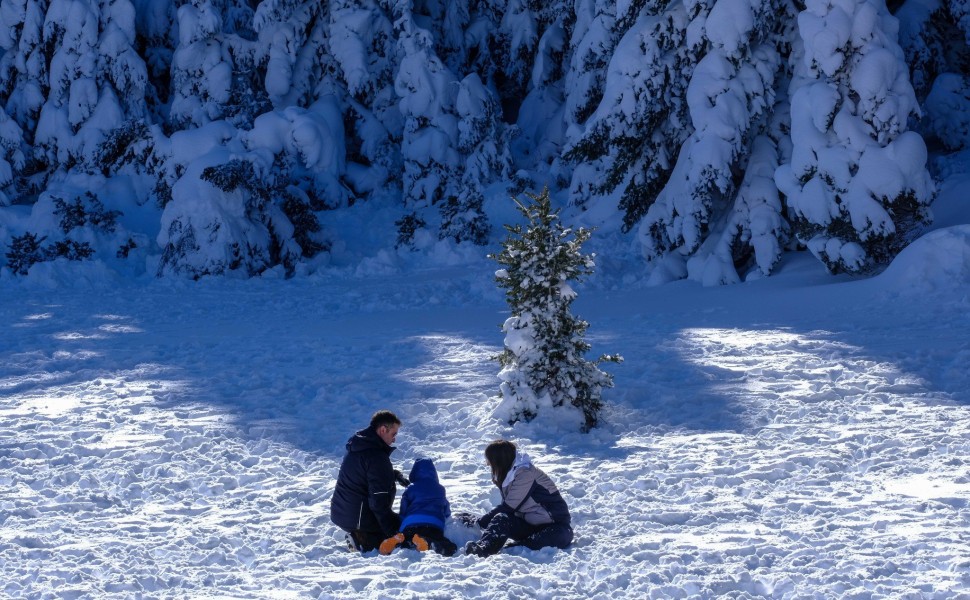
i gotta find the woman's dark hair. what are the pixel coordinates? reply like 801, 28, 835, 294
484, 440, 517, 488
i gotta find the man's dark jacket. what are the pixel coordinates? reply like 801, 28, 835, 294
330, 426, 400, 537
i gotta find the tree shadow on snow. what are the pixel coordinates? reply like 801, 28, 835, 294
1, 292, 503, 465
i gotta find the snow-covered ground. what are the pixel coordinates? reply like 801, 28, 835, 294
2, 176, 969, 598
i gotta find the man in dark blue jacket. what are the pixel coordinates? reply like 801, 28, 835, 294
330, 410, 405, 552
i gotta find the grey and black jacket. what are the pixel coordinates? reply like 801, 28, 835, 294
482, 452, 571, 527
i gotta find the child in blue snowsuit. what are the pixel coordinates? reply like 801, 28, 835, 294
379, 458, 458, 556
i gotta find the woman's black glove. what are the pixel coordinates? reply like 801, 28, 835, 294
454, 512, 481, 527
393, 469, 410, 487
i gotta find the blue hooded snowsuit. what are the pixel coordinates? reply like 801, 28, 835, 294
400, 458, 451, 530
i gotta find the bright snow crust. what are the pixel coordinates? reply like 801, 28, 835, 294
1, 184, 969, 598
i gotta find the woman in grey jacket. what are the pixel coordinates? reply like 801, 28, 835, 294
464, 440, 573, 557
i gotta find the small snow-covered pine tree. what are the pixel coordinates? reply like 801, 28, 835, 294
491, 187, 620, 431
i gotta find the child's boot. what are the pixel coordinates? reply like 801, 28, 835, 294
379, 533, 405, 555
411, 534, 430, 552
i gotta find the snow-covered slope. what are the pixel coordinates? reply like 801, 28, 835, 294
1, 178, 968, 598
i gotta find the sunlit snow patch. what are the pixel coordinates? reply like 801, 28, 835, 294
882, 475, 970, 504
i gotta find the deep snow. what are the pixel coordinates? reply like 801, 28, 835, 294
1, 173, 969, 599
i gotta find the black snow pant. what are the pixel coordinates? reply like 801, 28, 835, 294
402, 524, 458, 556
474, 512, 573, 556
346, 528, 385, 552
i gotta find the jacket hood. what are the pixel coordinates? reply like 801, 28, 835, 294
501, 450, 533, 489
408, 458, 439, 484
346, 426, 394, 454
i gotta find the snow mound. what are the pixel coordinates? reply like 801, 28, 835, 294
875, 225, 970, 293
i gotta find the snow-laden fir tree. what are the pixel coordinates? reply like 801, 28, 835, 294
897, 0, 970, 153
393, 1, 462, 244
512, 7, 571, 169
0, 110, 26, 205
156, 150, 305, 279
454, 0, 506, 99
563, 0, 616, 132
253, 0, 336, 108
0, 0, 51, 147
169, 0, 233, 128
639, 0, 797, 285
442, 72, 512, 245
488, 0, 573, 161
156, 97, 340, 279
775, 0, 935, 273
170, 0, 266, 129
491, 187, 620, 431
0, 0, 155, 273
253, 0, 405, 206
251, 1, 354, 209
896, 0, 951, 101
132, 0, 178, 120
685, 107, 793, 285
408, 0, 468, 73
922, 72, 970, 153
0, 0, 148, 191
494, 0, 540, 117
564, 1, 698, 226
328, 0, 402, 197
